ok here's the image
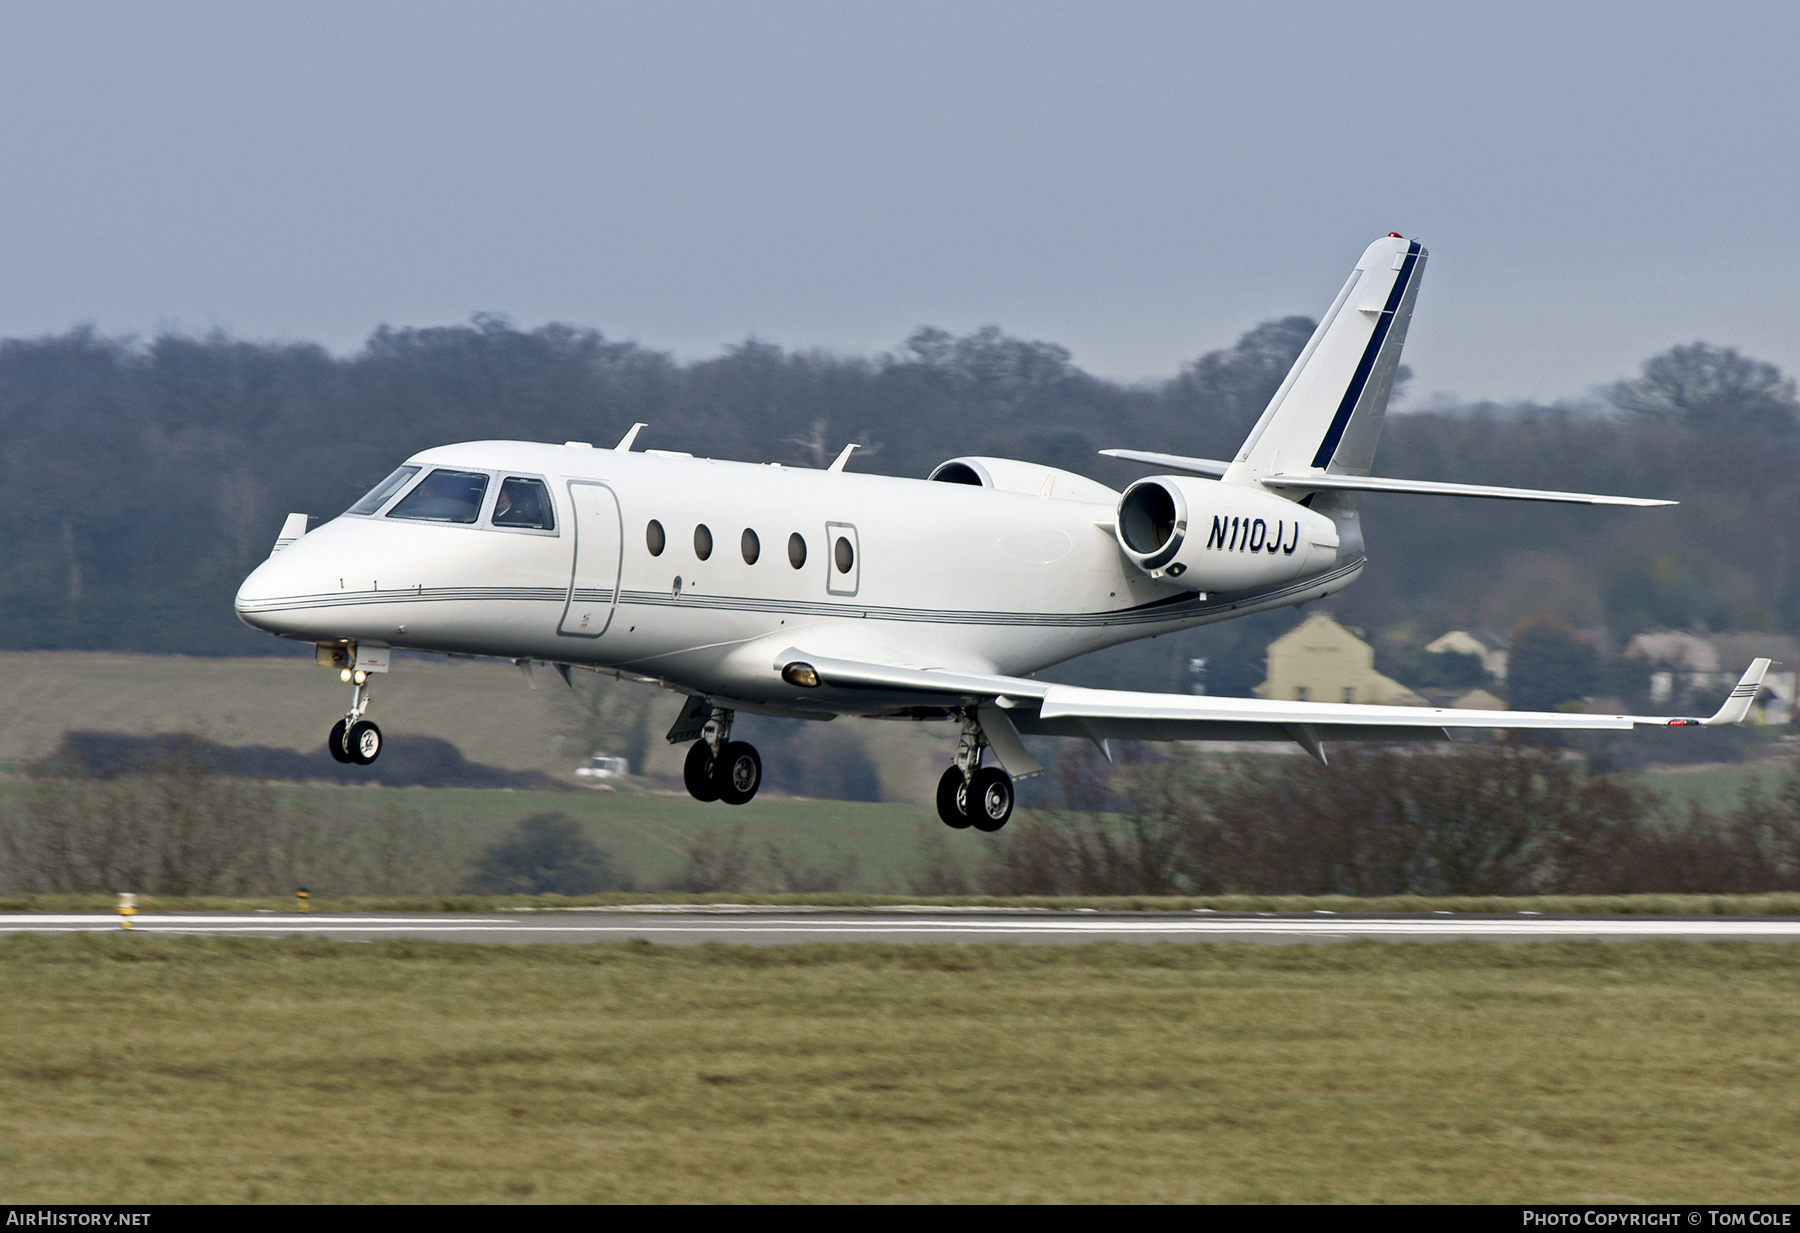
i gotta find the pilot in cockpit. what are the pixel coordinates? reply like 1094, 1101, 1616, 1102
493, 477, 552, 530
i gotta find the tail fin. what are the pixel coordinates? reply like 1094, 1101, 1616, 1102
1223, 235, 1426, 485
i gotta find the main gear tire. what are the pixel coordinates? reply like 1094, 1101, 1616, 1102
715, 741, 762, 806
968, 766, 1014, 832
684, 741, 721, 802
935, 766, 973, 828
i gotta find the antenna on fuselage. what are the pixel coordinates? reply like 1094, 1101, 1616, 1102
614, 422, 648, 452
827, 443, 859, 472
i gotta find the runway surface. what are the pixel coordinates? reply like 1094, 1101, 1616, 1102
5, 908, 1800, 945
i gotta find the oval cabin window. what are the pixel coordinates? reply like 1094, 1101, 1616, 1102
834, 536, 854, 574
741, 528, 760, 564
694, 524, 713, 561
646, 520, 665, 556
788, 533, 807, 569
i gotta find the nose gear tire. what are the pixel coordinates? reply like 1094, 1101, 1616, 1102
347, 720, 383, 765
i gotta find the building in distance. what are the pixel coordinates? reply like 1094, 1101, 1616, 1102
1256, 613, 1426, 707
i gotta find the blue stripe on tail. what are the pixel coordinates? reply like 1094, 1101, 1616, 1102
1309, 241, 1421, 470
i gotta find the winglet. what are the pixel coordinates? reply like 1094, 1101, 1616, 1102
828, 443, 859, 472
1698, 658, 1771, 726
614, 422, 647, 452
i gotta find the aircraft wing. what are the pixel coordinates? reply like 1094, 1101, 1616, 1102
777, 649, 1770, 770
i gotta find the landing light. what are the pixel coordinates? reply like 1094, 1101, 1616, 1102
782, 662, 820, 688
353, 670, 368, 685
340, 668, 353, 682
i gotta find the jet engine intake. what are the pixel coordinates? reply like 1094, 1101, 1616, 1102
1114, 476, 1339, 592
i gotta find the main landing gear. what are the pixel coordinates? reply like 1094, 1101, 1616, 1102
936, 710, 1013, 832
327, 672, 383, 765
682, 707, 762, 806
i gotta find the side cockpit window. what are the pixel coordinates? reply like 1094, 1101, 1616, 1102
346, 466, 421, 516
493, 477, 555, 531
386, 468, 489, 524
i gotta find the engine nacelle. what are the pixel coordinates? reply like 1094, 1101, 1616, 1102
1114, 475, 1340, 592
929, 456, 1120, 504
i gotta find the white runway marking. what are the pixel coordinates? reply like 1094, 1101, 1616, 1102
4, 912, 1800, 945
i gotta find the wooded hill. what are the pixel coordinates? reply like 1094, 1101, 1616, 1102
3, 315, 1793, 700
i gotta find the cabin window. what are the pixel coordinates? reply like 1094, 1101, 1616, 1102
741, 528, 760, 564
386, 468, 489, 524
834, 535, 855, 574
493, 477, 554, 530
646, 520, 666, 556
694, 524, 713, 561
346, 466, 420, 516
788, 533, 807, 569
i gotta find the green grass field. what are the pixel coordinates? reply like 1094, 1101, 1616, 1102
1, 935, 1796, 1203
1640, 759, 1796, 809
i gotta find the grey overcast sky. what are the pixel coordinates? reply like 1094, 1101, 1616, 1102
1, 1, 1795, 403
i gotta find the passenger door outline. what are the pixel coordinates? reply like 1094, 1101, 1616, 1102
558, 481, 623, 638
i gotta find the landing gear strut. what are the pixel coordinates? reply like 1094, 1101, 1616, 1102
682, 707, 761, 806
935, 710, 1013, 831
327, 674, 383, 766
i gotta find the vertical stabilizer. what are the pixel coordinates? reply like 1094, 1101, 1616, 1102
1222, 235, 1426, 484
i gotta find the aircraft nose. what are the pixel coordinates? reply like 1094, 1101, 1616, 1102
234, 553, 300, 634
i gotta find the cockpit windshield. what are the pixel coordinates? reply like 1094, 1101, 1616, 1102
346, 466, 421, 516
386, 469, 490, 524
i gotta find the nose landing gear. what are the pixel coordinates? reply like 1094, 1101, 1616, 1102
935, 710, 1013, 831
681, 707, 762, 805
327, 675, 383, 765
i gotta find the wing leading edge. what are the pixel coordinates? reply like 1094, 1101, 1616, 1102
775, 649, 1771, 768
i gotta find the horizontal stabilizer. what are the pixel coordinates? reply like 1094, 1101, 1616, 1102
1098, 449, 1231, 478
1259, 473, 1675, 507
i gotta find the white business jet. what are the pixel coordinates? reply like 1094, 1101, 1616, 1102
234, 234, 1770, 831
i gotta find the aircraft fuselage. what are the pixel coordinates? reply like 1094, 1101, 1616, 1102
234, 440, 1360, 717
